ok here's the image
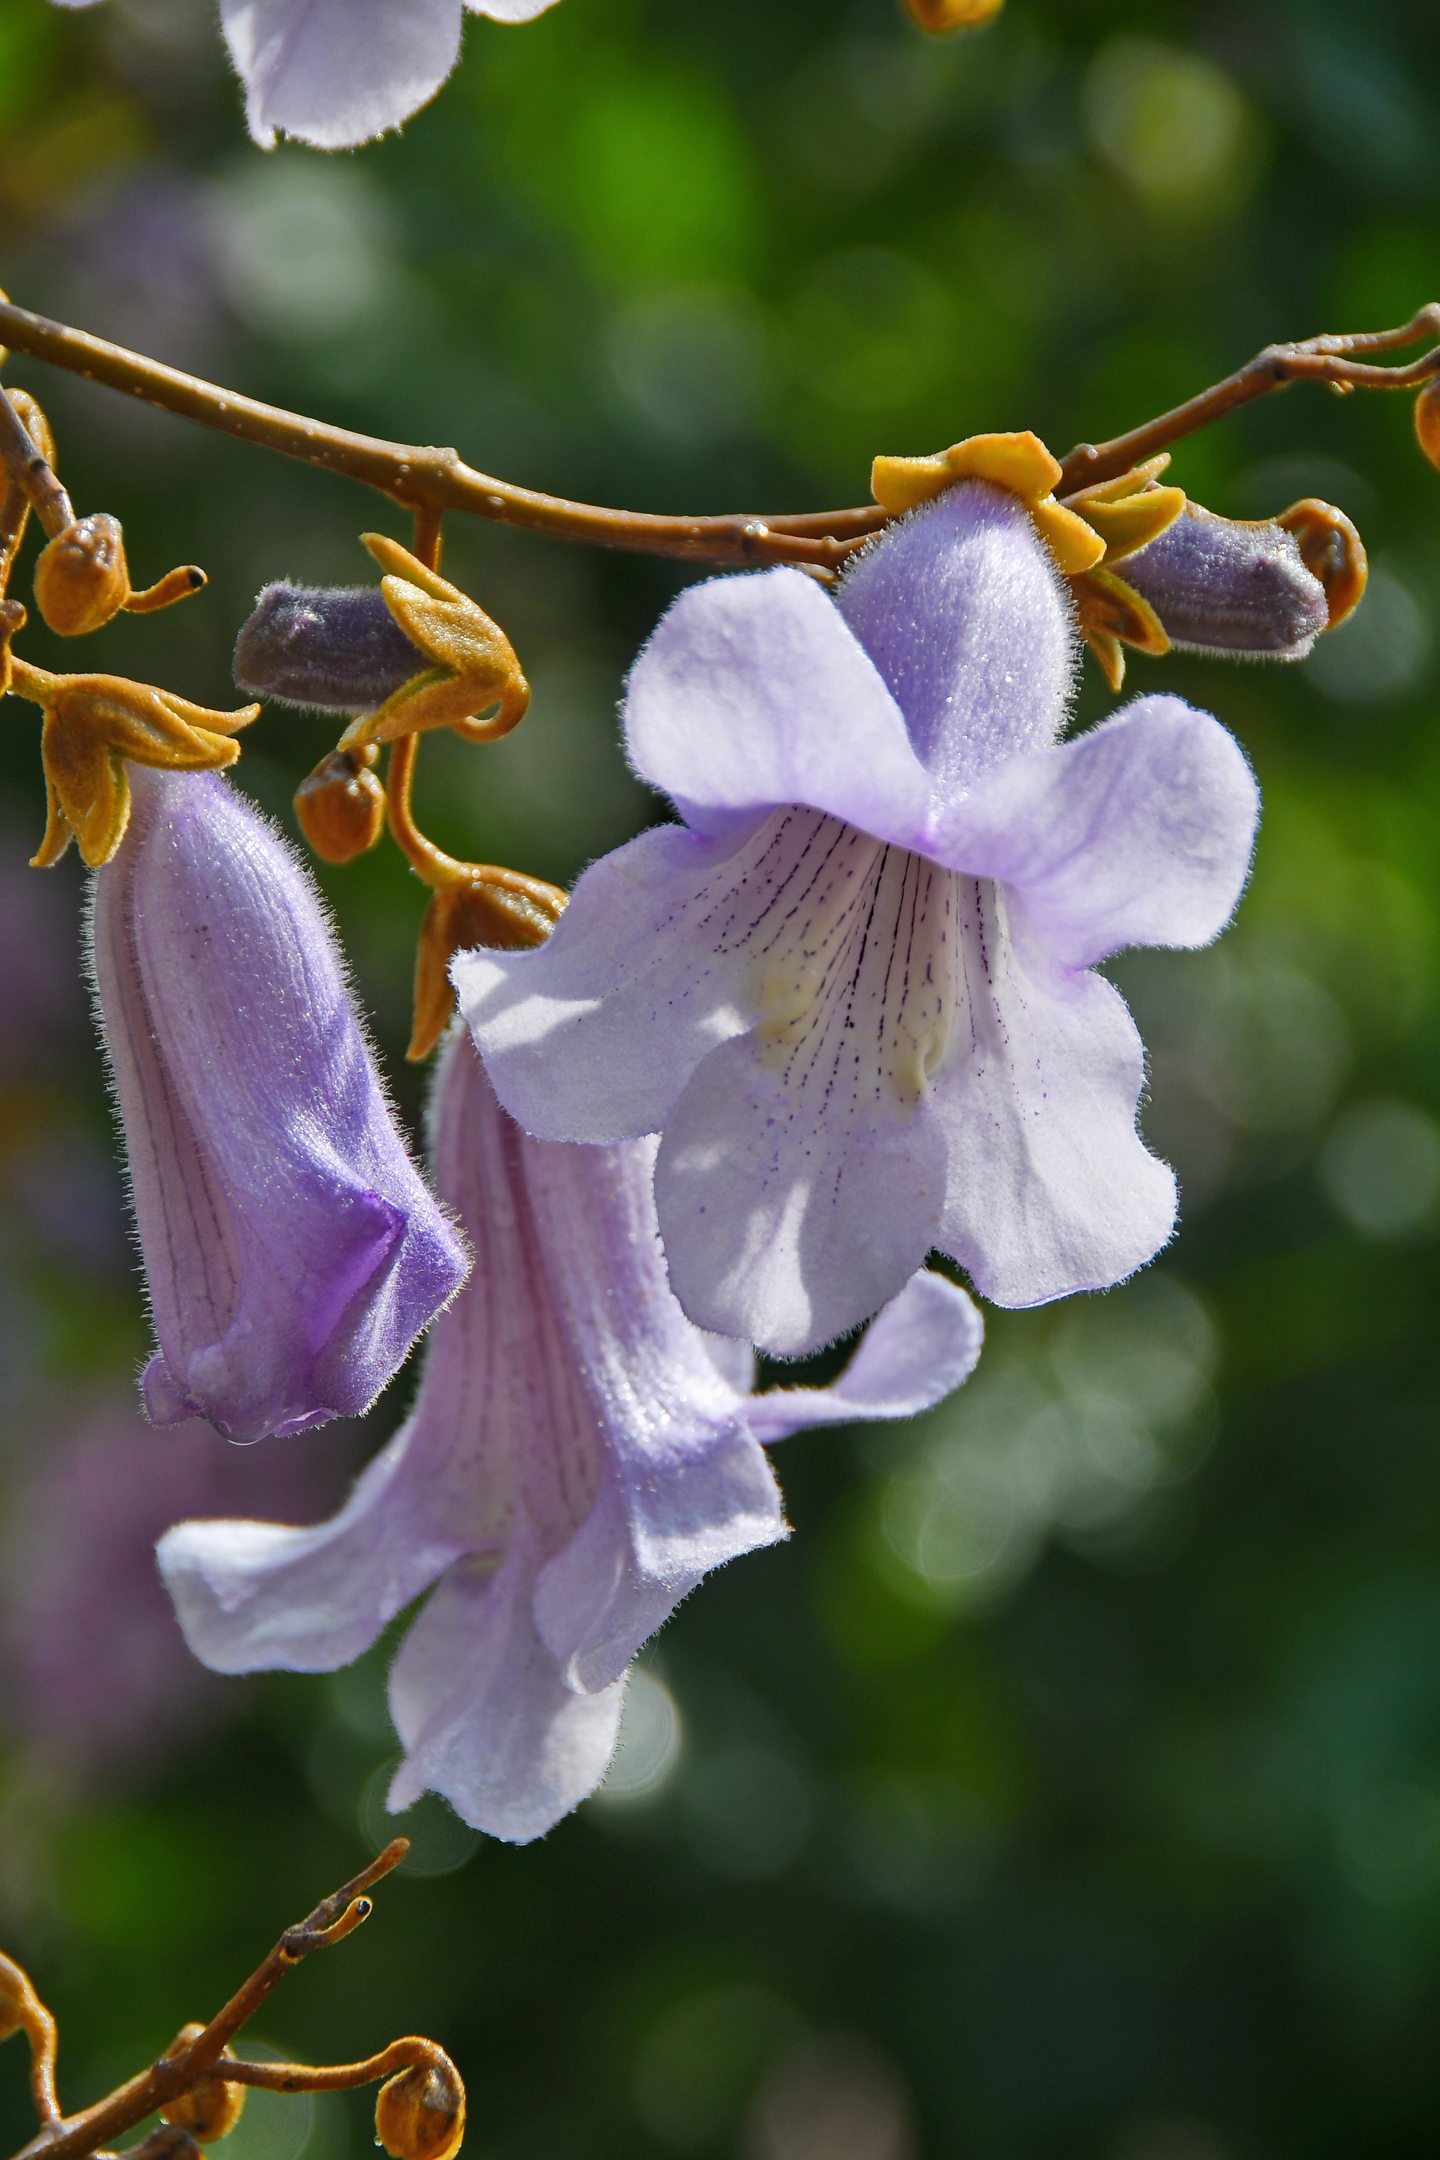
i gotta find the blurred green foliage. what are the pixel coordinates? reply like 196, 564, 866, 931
4, 1, 1440, 2157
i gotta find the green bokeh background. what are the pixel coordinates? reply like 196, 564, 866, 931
2, 2, 1440, 2156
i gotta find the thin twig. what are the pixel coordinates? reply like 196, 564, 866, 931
222, 2038, 449, 2094
0, 386, 71, 539
1055, 306, 1440, 493
0, 299, 849, 570
12, 1998, 59, 2128
0, 297, 1437, 571
7, 1842, 410, 2160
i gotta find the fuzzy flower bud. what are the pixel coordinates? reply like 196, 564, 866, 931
159, 2026, 246, 2144
234, 584, 426, 714
90, 765, 468, 1441
294, 745, 387, 863
375, 2058, 466, 2160
1120, 502, 1331, 657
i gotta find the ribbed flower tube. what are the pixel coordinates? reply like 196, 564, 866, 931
158, 1031, 981, 1839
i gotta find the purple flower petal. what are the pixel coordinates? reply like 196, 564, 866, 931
219, 0, 561, 149
836, 483, 1076, 791
455, 821, 759, 1144
933, 693, 1259, 966
222, 0, 462, 149
160, 1033, 978, 1839
625, 566, 932, 845
386, 1533, 626, 1842
744, 1269, 983, 1443
92, 767, 466, 1442
930, 896, 1177, 1306
649, 818, 954, 1353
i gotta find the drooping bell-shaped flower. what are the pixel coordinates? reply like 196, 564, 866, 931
91, 766, 467, 1442
459, 453, 1260, 1357
157, 1031, 981, 1842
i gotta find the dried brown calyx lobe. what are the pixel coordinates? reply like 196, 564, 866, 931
234, 584, 427, 713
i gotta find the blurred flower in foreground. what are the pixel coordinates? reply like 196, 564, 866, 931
461, 441, 1258, 1357
90, 767, 467, 1442
48, 0, 562, 148
158, 1031, 982, 1842
240, 0, 562, 149
0, 1397, 352, 1782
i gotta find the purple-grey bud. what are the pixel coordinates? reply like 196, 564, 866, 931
90, 765, 469, 1442
234, 584, 425, 714
1121, 504, 1330, 659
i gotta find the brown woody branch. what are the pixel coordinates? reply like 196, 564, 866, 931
6, 1841, 416, 2160
2, 298, 1438, 573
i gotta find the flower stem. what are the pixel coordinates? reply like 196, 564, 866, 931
1, 297, 1438, 568
5, 1841, 413, 2160
0, 384, 71, 539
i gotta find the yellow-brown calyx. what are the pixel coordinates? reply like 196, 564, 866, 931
903, 0, 1003, 24
7, 656, 259, 867
1415, 375, 1440, 471
871, 432, 1108, 576
158, 2026, 247, 2144
32, 512, 206, 637
375, 2056, 466, 2160
1068, 568, 1170, 692
1063, 453, 1187, 689
295, 744, 387, 864
339, 534, 530, 750
410, 867, 566, 1061
1275, 496, 1368, 629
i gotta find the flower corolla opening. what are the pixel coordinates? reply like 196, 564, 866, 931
90, 766, 468, 1443
457, 469, 1260, 1357
157, 1030, 982, 1842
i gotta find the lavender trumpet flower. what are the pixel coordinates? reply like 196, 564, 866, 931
91, 766, 467, 1442
459, 437, 1260, 1356
157, 1031, 982, 1842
